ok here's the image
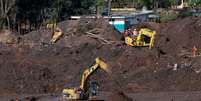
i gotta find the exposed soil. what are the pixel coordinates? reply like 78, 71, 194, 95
107, 91, 132, 101
0, 17, 201, 101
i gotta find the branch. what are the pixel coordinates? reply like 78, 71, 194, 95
86, 32, 111, 44
0, 0, 4, 15
4, 0, 15, 14
85, 29, 124, 45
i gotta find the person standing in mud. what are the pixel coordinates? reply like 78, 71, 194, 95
192, 46, 198, 57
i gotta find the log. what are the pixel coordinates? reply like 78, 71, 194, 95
86, 32, 111, 44
86, 29, 124, 45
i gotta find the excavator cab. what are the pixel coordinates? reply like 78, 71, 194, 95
89, 81, 99, 96
125, 28, 156, 49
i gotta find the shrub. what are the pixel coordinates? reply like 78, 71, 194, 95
160, 10, 179, 23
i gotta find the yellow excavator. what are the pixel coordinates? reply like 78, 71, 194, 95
125, 28, 156, 49
62, 57, 110, 100
50, 27, 63, 43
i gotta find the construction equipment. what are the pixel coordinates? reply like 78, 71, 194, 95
176, 0, 189, 9
46, 23, 57, 29
125, 28, 156, 49
50, 27, 63, 43
62, 57, 110, 100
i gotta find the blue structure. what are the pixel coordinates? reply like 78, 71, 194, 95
108, 17, 125, 33
108, 10, 154, 33
70, 10, 157, 33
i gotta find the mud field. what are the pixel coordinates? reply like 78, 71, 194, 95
0, 17, 201, 101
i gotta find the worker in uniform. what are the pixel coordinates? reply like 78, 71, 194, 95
192, 46, 198, 57
127, 29, 133, 37
131, 29, 138, 40
124, 30, 128, 37
133, 29, 138, 37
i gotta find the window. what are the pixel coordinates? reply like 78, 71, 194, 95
141, 34, 151, 43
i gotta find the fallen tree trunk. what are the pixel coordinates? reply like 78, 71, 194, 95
86, 32, 111, 44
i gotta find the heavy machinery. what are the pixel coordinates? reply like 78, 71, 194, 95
50, 27, 63, 43
62, 57, 110, 100
125, 28, 156, 49
176, 0, 189, 9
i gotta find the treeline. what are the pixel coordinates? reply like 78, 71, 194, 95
1, 0, 201, 33
111, 0, 201, 9
0, 0, 99, 33
111, 0, 172, 8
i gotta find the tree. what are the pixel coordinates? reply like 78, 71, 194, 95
50, 0, 71, 21
0, 0, 16, 30
138, 0, 174, 9
16, 0, 51, 30
160, 0, 172, 8
189, 0, 201, 7
96, 0, 105, 16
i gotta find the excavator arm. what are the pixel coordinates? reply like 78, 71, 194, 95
80, 57, 109, 91
62, 57, 110, 100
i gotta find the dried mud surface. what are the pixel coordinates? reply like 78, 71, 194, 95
0, 17, 201, 101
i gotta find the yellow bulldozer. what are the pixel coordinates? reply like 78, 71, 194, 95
62, 57, 110, 100
125, 28, 156, 49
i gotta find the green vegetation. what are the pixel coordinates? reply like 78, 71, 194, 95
1, 0, 201, 32
0, 0, 100, 31
189, 0, 201, 8
111, 0, 176, 9
160, 10, 179, 23
96, 0, 105, 15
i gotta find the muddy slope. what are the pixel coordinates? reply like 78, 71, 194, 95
0, 17, 201, 95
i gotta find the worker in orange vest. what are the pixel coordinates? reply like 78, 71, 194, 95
192, 46, 198, 57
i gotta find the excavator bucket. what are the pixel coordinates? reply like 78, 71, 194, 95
50, 27, 63, 43
95, 57, 111, 73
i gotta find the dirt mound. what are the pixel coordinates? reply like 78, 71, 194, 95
77, 18, 122, 40
135, 22, 161, 33
0, 18, 124, 95
21, 18, 121, 48
0, 30, 19, 44
156, 17, 201, 55
21, 20, 79, 48
0, 16, 201, 97
127, 17, 201, 92
107, 91, 132, 101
